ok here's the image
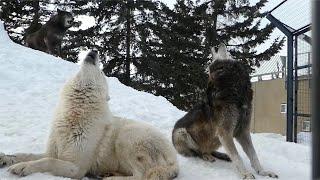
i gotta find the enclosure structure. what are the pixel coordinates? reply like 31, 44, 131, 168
250, 56, 287, 135
266, 0, 311, 143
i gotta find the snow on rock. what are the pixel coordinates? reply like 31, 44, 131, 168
0, 22, 310, 179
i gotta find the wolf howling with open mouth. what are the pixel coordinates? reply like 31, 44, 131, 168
172, 44, 278, 179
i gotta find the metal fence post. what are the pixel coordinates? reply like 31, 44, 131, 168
293, 35, 298, 143
266, 13, 294, 142
287, 34, 294, 142
312, 1, 320, 178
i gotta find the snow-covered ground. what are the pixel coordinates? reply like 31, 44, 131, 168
0, 22, 311, 179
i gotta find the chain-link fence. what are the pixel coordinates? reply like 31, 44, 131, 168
265, 0, 311, 143
295, 34, 312, 144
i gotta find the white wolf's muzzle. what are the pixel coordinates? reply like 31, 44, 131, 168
84, 50, 99, 65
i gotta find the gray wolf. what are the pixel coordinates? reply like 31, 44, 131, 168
25, 9, 74, 57
172, 44, 278, 179
0, 51, 178, 180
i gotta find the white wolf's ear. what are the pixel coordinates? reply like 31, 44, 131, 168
217, 43, 230, 59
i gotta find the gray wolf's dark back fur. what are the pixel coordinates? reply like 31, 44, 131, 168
25, 9, 74, 57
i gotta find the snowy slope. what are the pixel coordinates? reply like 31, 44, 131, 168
0, 22, 310, 180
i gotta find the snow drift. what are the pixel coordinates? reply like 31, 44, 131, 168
0, 22, 310, 179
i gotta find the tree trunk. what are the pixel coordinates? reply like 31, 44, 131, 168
209, 0, 218, 48
33, 0, 40, 21
24, 1, 41, 38
125, 0, 132, 85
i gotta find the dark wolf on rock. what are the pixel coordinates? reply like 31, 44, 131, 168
25, 9, 74, 57
172, 44, 278, 179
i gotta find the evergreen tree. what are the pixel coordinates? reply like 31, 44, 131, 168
195, 0, 284, 67
0, 0, 41, 44
0, 0, 284, 110
135, 0, 284, 110
134, 0, 207, 109
97, 0, 161, 86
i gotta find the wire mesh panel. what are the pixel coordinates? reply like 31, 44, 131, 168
295, 33, 312, 144
266, 0, 312, 143
270, 0, 312, 31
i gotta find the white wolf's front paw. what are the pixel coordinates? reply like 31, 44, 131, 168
8, 162, 35, 176
258, 170, 278, 178
0, 153, 16, 168
242, 172, 255, 180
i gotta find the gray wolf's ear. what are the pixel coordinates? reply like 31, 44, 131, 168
106, 95, 110, 101
57, 8, 62, 14
217, 43, 229, 59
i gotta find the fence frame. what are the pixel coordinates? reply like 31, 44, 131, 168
313, 1, 320, 178
266, 1, 311, 142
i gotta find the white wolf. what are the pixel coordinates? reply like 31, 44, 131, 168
0, 51, 179, 180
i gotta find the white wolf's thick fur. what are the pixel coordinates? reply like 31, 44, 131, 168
0, 51, 178, 180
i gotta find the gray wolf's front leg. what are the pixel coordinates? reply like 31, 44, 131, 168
7, 157, 81, 178
44, 37, 57, 55
218, 132, 255, 179
236, 132, 278, 178
57, 43, 62, 57
0, 153, 43, 167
